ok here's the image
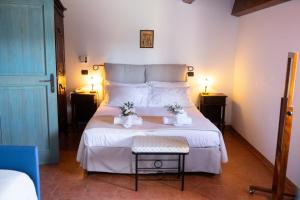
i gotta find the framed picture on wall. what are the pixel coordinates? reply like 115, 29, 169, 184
140, 30, 154, 48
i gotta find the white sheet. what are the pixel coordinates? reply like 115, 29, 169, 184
81, 146, 222, 174
0, 170, 38, 200
77, 105, 228, 163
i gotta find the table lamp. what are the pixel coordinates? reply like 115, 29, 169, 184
202, 77, 209, 94
89, 75, 97, 93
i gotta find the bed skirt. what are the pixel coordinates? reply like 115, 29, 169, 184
78, 146, 222, 174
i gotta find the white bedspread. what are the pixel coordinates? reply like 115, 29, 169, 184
77, 105, 228, 163
0, 170, 38, 200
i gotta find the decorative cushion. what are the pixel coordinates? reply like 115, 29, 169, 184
132, 136, 189, 153
145, 64, 187, 82
104, 63, 146, 83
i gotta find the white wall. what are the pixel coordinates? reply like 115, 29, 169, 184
61, 0, 238, 124
233, 0, 300, 186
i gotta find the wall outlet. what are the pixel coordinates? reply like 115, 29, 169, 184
79, 56, 88, 63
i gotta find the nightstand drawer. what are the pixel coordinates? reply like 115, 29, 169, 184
201, 96, 226, 105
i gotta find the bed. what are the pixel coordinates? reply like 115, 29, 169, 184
0, 145, 40, 200
76, 63, 228, 174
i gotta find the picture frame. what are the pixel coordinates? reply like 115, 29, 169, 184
140, 30, 154, 48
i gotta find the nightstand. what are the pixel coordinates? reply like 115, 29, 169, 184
199, 93, 227, 133
71, 92, 99, 126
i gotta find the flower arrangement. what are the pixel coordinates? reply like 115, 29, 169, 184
120, 102, 136, 116
166, 103, 184, 115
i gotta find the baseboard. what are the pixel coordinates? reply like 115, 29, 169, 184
226, 125, 298, 193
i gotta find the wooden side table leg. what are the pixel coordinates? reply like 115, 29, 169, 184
221, 104, 226, 133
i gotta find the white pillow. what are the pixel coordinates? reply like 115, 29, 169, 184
148, 86, 193, 107
106, 84, 150, 107
147, 81, 189, 88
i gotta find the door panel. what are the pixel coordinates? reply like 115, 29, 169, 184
0, 4, 46, 75
0, 86, 49, 148
0, 0, 58, 164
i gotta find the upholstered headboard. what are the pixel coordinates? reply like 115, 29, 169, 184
145, 64, 187, 82
104, 63, 187, 83
104, 63, 146, 83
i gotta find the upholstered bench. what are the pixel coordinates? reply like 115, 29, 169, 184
132, 136, 189, 191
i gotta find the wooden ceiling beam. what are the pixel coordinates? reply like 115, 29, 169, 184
232, 0, 291, 17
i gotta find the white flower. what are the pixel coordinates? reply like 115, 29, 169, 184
120, 101, 136, 116
166, 103, 184, 115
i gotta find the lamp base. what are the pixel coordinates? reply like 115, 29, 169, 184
202, 92, 209, 95
90, 90, 97, 93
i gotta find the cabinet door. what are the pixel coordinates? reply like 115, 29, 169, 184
74, 95, 97, 123
201, 105, 222, 124
54, 6, 65, 75
0, 0, 59, 164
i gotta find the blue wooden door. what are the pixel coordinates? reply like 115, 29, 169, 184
0, 0, 59, 164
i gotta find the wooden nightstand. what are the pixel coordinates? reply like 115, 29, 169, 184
71, 92, 99, 126
199, 93, 227, 133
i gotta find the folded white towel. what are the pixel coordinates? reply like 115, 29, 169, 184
163, 113, 192, 126
163, 117, 175, 125
114, 115, 143, 128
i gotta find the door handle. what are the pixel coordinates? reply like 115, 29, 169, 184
39, 74, 55, 93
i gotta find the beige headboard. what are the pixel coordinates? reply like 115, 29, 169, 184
145, 64, 187, 82
104, 63, 146, 83
104, 63, 187, 83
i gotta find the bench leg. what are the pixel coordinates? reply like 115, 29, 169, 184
135, 154, 138, 191
178, 154, 181, 178
181, 154, 185, 191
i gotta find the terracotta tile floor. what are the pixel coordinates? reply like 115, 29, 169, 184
41, 129, 296, 200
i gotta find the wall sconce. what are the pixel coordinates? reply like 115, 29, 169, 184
81, 65, 102, 75
187, 66, 194, 77
92, 64, 101, 70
